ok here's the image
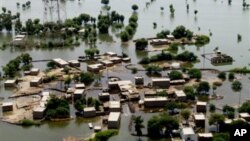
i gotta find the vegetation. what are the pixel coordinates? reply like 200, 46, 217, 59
213, 133, 230, 141
180, 109, 191, 123
167, 43, 179, 53
229, 67, 250, 74
183, 86, 197, 100
169, 70, 183, 80
19, 119, 41, 126
222, 105, 235, 119
169, 4, 175, 16
135, 38, 148, 50
228, 72, 235, 80
209, 113, 225, 132
231, 80, 242, 106
132, 4, 139, 12
210, 104, 216, 112
172, 25, 193, 40
188, 68, 202, 80
90, 130, 118, 141
120, 14, 138, 42
195, 35, 210, 46
2, 53, 33, 77
196, 81, 210, 94
146, 65, 162, 76
156, 30, 170, 38
133, 116, 144, 137
79, 72, 95, 85
147, 113, 179, 139
85, 48, 100, 59
238, 101, 250, 114
218, 72, 226, 80
74, 97, 101, 113
45, 96, 70, 119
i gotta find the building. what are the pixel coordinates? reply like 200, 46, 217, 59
196, 101, 207, 113
53, 58, 69, 67
4, 80, 17, 87
166, 35, 175, 40
98, 92, 110, 101
68, 60, 80, 67
239, 113, 250, 121
84, 107, 96, 118
94, 126, 102, 132
180, 127, 197, 141
30, 68, 40, 75
152, 78, 170, 88
109, 101, 121, 112
108, 112, 121, 129
2, 102, 14, 112
150, 39, 169, 46
144, 97, 168, 107
193, 113, 206, 127
122, 57, 131, 62
87, 64, 104, 72
135, 76, 144, 86
105, 52, 117, 57
170, 62, 180, 69
174, 90, 186, 101
74, 89, 85, 99
30, 77, 42, 87
33, 106, 46, 119
198, 133, 213, 141
75, 83, 85, 89
100, 60, 114, 67
109, 57, 122, 64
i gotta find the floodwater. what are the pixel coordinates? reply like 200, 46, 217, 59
0, 0, 249, 141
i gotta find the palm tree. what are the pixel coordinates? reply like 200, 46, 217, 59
231, 80, 242, 108
133, 116, 144, 140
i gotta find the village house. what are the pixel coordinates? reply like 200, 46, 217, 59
33, 106, 46, 119
94, 126, 102, 132
4, 80, 17, 87
109, 101, 121, 112
198, 133, 213, 141
239, 113, 250, 122
174, 90, 187, 101
105, 52, 117, 57
135, 76, 144, 86
83, 107, 96, 118
98, 92, 110, 101
152, 78, 170, 88
180, 127, 197, 141
30, 77, 42, 87
193, 113, 206, 127
100, 60, 114, 67
53, 58, 69, 67
2, 102, 14, 112
170, 62, 181, 69
75, 83, 85, 89
74, 89, 85, 100
87, 64, 104, 72
108, 112, 121, 129
30, 68, 40, 75
68, 60, 80, 67
196, 101, 207, 113
109, 57, 122, 64
166, 34, 175, 40
144, 97, 168, 107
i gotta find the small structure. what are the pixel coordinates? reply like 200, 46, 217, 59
87, 64, 104, 72
98, 92, 110, 101
196, 101, 207, 113
152, 78, 170, 88
150, 39, 169, 46
74, 89, 85, 99
198, 133, 213, 141
68, 60, 80, 67
30, 77, 42, 87
105, 52, 117, 57
193, 113, 206, 127
170, 62, 180, 69
108, 112, 121, 129
135, 76, 144, 86
109, 101, 121, 112
144, 97, 168, 107
84, 107, 96, 118
33, 106, 46, 119
75, 83, 85, 89
53, 58, 69, 67
2, 102, 14, 112
109, 57, 122, 64
12, 34, 26, 46
30, 68, 40, 75
239, 113, 250, 122
4, 80, 17, 87
122, 57, 131, 62
166, 35, 175, 40
180, 127, 197, 141
94, 126, 102, 132
174, 90, 186, 101
100, 60, 114, 67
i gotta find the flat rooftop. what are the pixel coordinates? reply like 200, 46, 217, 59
197, 101, 207, 106
84, 107, 96, 112
175, 90, 186, 97
194, 113, 205, 120
109, 101, 121, 108
182, 127, 195, 135
108, 112, 121, 121
144, 97, 168, 101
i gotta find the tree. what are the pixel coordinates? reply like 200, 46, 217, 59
79, 72, 94, 85
184, 86, 196, 100
222, 105, 235, 119
228, 72, 235, 80
197, 81, 210, 94
133, 116, 144, 138
209, 113, 225, 132
101, 0, 109, 6
120, 31, 130, 42
169, 70, 183, 80
64, 76, 71, 88
132, 4, 139, 12
231, 80, 242, 107
194, 10, 198, 15
135, 38, 148, 50
218, 72, 226, 80
188, 68, 201, 80
238, 101, 250, 114
47, 61, 56, 69
169, 4, 175, 15
181, 109, 191, 124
